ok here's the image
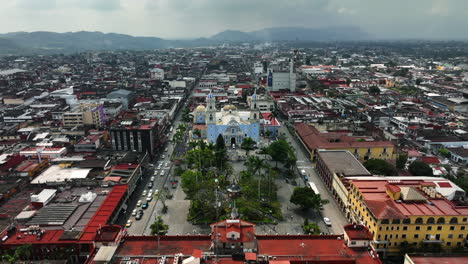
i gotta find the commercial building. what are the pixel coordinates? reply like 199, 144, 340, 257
295, 123, 395, 161
348, 178, 468, 256
267, 60, 296, 92
109, 117, 160, 156
150, 67, 165, 80
315, 150, 373, 212
106, 89, 136, 110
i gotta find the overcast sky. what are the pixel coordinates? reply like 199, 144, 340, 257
1, 0, 467, 39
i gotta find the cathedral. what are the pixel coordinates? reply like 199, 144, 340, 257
192, 91, 260, 146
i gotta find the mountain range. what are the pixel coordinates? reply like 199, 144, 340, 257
0, 26, 370, 55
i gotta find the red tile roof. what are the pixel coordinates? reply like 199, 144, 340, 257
80, 185, 127, 242
422, 156, 440, 164
352, 180, 468, 218
295, 123, 393, 151
409, 256, 468, 264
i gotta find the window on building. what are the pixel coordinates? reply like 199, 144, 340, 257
392, 219, 400, 224
463, 217, 467, 222
415, 218, 423, 224
457, 242, 462, 246
378, 235, 381, 240
450, 217, 458, 224
396, 234, 398, 239
427, 217, 435, 224
403, 226, 408, 231
402, 234, 406, 239
437, 226, 442, 230
425, 234, 430, 240
427, 226, 432, 230
367, 148, 371, 154
383, 148, 387, 154
459, 234, 464, 238
416, 226, 420, 230
450, 226, 455, 230
461, 226, 465, 230
381, 219, 389, 224
447, 242, 452, 246
386, 227, 389, 231
437, 217, 445, 224
414, 234, 419, 238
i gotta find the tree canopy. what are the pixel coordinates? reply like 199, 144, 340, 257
150, 216, 168, 235
290, 187, 325, 210
369, 86, 381, 95
409, 161, 433, 176
396, 154, 408, 170
363, 159, 397, 176
241, 137, 256, 155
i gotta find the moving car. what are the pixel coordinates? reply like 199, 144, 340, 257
146, 195, 153, 202
164, 148, 168, 152
150, 176, 155, 182
135, 212, 143, 220
148, 182, 153, 188
142, 190, 147, 196
162, 155, 166, 159
323, 217, 332, 226
131, 209, 137, 216
136, 200, 142, 207
160, 171, 165, 177
142, 202, 149, 209
125, 220, 133, 227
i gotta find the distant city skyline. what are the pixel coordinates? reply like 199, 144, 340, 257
1, 0, 467, 40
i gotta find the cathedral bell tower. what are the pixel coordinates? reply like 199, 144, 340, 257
250, 89, 260, 121
206, 90, 216, 124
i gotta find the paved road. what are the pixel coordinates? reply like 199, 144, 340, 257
277, 123, 349, 235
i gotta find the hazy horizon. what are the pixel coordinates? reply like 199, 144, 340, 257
1, 0, 467, 40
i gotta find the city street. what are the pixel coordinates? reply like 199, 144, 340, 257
277, 123, 349, 234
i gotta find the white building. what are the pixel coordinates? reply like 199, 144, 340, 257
267, 60, 296, 92
150, 68, 164, 80
254, 62, 264, 74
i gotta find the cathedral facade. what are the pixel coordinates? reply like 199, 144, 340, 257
193, 92, 260, 146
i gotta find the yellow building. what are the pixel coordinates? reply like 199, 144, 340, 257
348, 179, 468, 257
295, 123, 395, 162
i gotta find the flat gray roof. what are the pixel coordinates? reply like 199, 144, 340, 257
317, 150, 371, 176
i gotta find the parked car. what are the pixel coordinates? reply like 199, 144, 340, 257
148, 182, 153, 188
164, 148, 168, 152
125, 220, 133, 227
160, 171, 165, 177
146, 195, 153, 202
142, 190, 147, 196
136, 200, 142, 207
162, 155, 166, 159
150, 176, 155, 182
142, 202, 149, 209
131, 209, 137, 216
324, 217, 332, 226
135, 212, 143, 220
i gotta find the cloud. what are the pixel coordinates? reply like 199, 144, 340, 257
2, 0, 468, 39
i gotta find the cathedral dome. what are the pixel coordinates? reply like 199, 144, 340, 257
222, 104, 237, 111
194, 105, 206, 112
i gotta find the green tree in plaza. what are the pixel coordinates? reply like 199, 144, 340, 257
241, 137, 256, 156
215, 134, 225, 150
303, 218, 321, 235
267, 140, 294, 168
290, 187, 327, 210
409, 161, 433, 176
193, 128, 202, 139
181, 107, 192, 122
150, 216, 168, 235
363, 159, 397, 176
396, 154, 408, 170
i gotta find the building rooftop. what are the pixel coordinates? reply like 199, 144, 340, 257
295, 123, 393, 151
352, 179, 468, 219
317, 150, 372, 176
31, 165, 91, 184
